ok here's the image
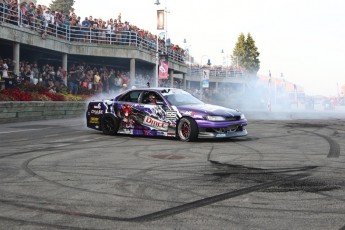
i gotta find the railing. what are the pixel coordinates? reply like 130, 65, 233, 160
188, 68, 245, 78
0, 4, 246, 79
0, 4, 185, 63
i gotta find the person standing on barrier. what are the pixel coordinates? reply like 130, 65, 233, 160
1, 59, 10, 88
68, 66, 80, 95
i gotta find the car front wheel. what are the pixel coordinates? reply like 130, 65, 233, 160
101, 115, 119, 135
177, 117, 198, 142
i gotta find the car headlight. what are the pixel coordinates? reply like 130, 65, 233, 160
204, 116, 226, 121
240, 114, 246, 119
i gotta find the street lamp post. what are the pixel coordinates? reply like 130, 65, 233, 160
221, 49, 231, 77
183, 38, 192, 64
183, 38, 192, 89
200, 55, 211, 67
200, 55, 211, 101
155, 34, 160, 87
154, 0, 169, 87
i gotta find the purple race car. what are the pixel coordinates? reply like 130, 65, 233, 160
86, 88, 248, 142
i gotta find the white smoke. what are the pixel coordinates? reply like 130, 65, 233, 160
211, 76, 345, 120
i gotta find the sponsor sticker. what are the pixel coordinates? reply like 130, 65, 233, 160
143, 116, 168, 131
90, 117, 99, 124
166, 110, 177, 120
94, 103, 101, 109
183, 111, 194, 116
91, 110, 103, 115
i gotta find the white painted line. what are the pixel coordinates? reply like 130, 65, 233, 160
0, 128, 44, 134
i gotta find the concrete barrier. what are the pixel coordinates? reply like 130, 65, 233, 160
1, 101, 344, 124
0, 102, 87, 124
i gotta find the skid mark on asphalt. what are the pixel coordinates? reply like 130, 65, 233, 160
295, 130, 340, 158
0, 173, 310, 222
312, 133, 340, 158
284, 122, 341, 158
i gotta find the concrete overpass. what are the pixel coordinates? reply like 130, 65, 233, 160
0, 21, 247, 90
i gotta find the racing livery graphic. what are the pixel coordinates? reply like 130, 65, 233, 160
86, 88, 248, 142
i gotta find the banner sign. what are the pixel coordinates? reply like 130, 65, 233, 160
157, 10, 165, 30
202, 69, 209, 88
158, 55, 169, 79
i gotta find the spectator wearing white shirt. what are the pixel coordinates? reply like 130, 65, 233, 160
2, 59, 9, 79
43, 9, 54, 34
106, 19, 114, 44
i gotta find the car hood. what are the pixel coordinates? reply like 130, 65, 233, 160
177, 103, 243, 117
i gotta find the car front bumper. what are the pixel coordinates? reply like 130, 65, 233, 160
198, 129, 248, 138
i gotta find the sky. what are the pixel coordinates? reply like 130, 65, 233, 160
36, 0, 345, 97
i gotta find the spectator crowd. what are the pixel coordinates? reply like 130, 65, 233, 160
0, 0, 187, 95
0, 56, 159, 95
0, 1, 246, 100
0, 0, 186, 62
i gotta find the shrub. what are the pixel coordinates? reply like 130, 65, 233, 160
64, 94, 86, 101
0, 93, 15, 101
30, 92, 52, 101
0, 89, 32, 101
42, 92, 66, 101
18, 82, 49, 94
0, 83, 94, 101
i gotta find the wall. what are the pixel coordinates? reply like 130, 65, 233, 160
0, 102, 87, 124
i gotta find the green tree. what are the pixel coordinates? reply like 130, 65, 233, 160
49, 0, 75, 16
232, 33, 260, 76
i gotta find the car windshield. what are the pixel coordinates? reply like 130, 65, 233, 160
163, 90, 203, 106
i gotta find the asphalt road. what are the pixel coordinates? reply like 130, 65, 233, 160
0, 114, 344, 230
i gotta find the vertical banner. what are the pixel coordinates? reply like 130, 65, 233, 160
294, 84, 298, 108
158, 55, 169, 79
202, 69, 209, 88
267, 75, 271, 111
157, 10, 165, 30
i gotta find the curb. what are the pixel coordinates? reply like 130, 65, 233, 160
0, 101, 87, 124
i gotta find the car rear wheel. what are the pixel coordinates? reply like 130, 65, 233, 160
177, 117, 198, 142
101, 115, 119, 135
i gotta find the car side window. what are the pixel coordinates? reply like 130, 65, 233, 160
141, 92, 151, 104
119, 90, 142, 103
141, 91, 164, 105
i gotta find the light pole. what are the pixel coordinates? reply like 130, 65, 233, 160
200, 55, 211, 67
183, 38, 192, 89
155, 0, 170, 52
221, 49, 226, 67
155, 32, 165, 87
221, 49, 233, 66
200, 55, 211, 101
154, 0, 169, 87
183, 38, 192, 64
221, 49, 231, 77
268, 70, 272, 111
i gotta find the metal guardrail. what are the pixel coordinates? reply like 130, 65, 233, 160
188, 68, 245, 78
0, 4, 185, 63
0, 4, 245, 79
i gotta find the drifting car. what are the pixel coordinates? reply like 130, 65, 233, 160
86, 88, 248, 142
